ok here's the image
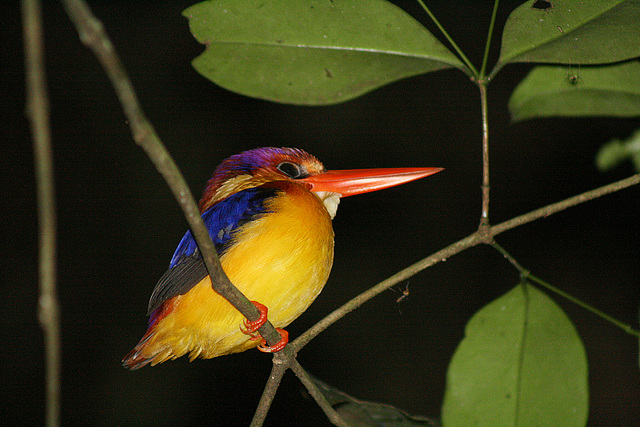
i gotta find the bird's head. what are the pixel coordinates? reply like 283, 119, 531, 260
199, 147, 442, 218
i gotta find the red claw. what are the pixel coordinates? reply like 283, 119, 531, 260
258, 328, 289, 353
240, 302, 289, 353
240, 301, 268, 335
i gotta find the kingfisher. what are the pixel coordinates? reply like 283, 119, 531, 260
122, 147, 442, 369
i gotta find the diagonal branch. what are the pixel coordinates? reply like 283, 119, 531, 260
490, 173, 640, 235
250, 349, 293, 427
57, 2, 297, 425
289, 359, 349, 427
250, 348, 348, 426
58, 0, 283, 348
293, 173, 640, 350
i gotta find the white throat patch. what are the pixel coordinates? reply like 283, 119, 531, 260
313, 191, 341, 219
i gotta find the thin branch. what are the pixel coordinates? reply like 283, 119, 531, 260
22, 0, 61, 425
478, 82, 490, 230
250, 351, 349, 427
289, 360, 349, 427
58, 0, 283, 347
293, 173, 640, 350
490, 173, 640, 236
250, 349, 294, 427
292, 232, 485, 350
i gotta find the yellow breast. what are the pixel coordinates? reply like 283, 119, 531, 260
139, 182, 334, 364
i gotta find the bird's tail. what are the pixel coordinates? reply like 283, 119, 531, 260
122, 302, 182, 369
122, 323, 180, 370
122, 331, 156, 370
122, 317, 195, 369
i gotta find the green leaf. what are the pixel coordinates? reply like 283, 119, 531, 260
497, 0, 640, 69
596, 129, 640, 172
183, 0, 464, 105
508, 61, 640, 121
442, 284, 588, 427
310, 376, 439, 427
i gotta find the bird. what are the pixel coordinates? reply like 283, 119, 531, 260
122, 147, 442, 369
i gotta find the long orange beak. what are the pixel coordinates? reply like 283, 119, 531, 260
301, 167, 443, 197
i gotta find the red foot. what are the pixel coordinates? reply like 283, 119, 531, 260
239, 301, 289, 353
240, 301, 268, 336
258, 328, 289, 353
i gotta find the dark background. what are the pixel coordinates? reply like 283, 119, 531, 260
3, 1, 639, 425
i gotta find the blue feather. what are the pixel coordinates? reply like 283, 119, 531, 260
147, 186, 278, 315
169, 187, 277, 267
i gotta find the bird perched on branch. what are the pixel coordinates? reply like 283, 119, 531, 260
122, 147, 442, 369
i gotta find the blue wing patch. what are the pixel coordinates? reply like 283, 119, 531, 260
147, 186, 279, 315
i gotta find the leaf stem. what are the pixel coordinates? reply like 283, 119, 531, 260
22, 1, 61, 425
479, 0, 500, 79
415, 0, 479, 77
531, 275, 640, 337
491, 241, 640, 337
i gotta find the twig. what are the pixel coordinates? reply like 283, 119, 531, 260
490, 174, 640, 235
250, 350, 348, 427
478, 82, 490, 232
293, 232, 484, 350
289, 360, 349, 427
58, 0, 283, 347
22, 1, 61, 425
293, 173, 640, 350
250, 349, 294, 427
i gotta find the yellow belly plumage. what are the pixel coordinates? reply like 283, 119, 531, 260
130, 183, 334, 366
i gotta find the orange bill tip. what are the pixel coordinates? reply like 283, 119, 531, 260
302, 167, 443, 197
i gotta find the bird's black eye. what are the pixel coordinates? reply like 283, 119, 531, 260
277, 161, 305, 179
